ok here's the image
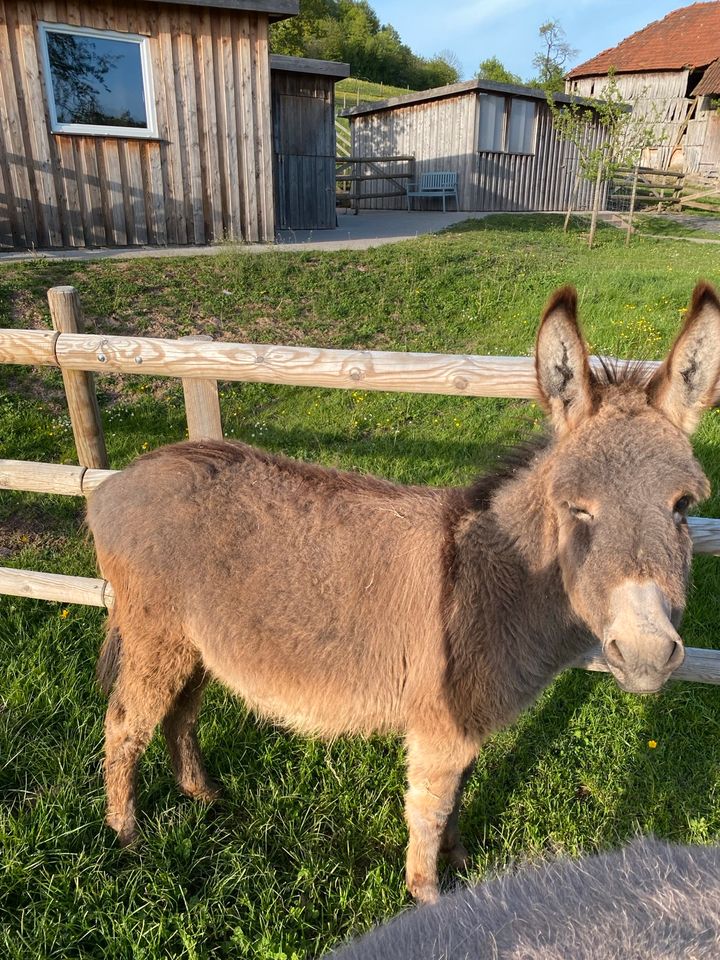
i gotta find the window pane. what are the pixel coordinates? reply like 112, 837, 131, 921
478, 94, 505, 152
507, 99, 535, 154
46, 30, 148, 128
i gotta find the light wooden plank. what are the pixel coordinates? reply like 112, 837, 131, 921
157, 9, 187, 244
217, 12, 242, 238
101, 141, 127, 245
576, 645, 720, 686
15, 0, 63, 246
177, 14, 205, 243
252, 15, 274, 239
236, 14, 258, 240
0, 328, 58, 365
0, 1, 37, 246
197, 9, 223, 242
56, 136, 85, 247
0, 459, 116, 495
124, 141, 148, 245
48, 287, 109, 468
0, 566, 113, 607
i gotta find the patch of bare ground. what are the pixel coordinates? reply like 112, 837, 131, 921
0, 503, 82, 557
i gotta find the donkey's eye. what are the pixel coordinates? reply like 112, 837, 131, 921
568, 504, 594, 522
673, 495, 692, 518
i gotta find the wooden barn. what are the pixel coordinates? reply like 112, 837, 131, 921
0, 0, 347, 250
344, 79, 608, 213
566, 3, 720, 174
271, 55, 349, 231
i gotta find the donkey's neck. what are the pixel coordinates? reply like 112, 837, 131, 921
446, 451, 592, 734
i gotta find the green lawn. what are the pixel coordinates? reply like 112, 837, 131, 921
2, 216, 720, 958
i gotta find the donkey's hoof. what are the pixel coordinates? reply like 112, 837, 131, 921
183, 780, 222, 803
442, 841, 471, 870
107, 816, 138, 848
407, 875, 440, 905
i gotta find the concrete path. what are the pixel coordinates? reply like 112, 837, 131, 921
0, 209, 483, 264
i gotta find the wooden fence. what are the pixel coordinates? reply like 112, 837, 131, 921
2, 285, 720, 685
336, 156, 415, 212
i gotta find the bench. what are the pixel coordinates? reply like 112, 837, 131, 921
406, 171, 459, 212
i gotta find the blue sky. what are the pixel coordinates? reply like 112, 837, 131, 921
370, 1, 689, 81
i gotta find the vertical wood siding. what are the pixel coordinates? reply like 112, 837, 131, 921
350, 93, 607, 212
0, 0, 274, 248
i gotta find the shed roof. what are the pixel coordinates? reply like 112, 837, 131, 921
342, 78, 594, 118
693, 56, 720, 94
147, 0, 298, 20
270, 55, 350, 79
567, 2, 720, 78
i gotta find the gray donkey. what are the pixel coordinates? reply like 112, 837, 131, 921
327, 838, 720, 959
87, 282, 720, 903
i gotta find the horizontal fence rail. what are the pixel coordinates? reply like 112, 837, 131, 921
0, 328, 667, 399
1, 563, 718, 685
2, 283, 720, 685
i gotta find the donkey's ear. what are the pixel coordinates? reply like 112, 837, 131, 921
535, 286, 594, 434
647, 281, 720, 435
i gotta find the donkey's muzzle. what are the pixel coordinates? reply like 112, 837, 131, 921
603, 581, 685, 694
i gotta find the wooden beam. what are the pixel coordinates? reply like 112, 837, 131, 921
180, 336, 224, 440
47, 287, 109, 469
270, 55, 350, 79
0, 460, 116, 496
576, 645, 720, 686
0, 329, 58, 366
0, 566, 114, 607
147, 0, 298, 19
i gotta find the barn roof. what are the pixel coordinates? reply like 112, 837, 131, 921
567, 2, 720, 78
270, 55, 350, 79
146, 0, 298, 20
343, 78, 597, 118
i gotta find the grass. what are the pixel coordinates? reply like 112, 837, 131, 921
2, 215, 720, 958
335, 77, 414, 107
634, 214, 720, 242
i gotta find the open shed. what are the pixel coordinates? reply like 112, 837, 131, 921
271, 55, 349, 231
0, 0, 300, 249
566, 3, 720, 174
344, 79, 607, 213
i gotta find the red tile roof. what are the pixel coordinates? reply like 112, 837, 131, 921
567, 2, 720, 78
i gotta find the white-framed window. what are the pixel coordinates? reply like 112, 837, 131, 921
38, 22, 157, 138
478, 94, 536, 155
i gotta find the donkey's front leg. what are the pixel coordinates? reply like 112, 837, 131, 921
404, 732, 478, 904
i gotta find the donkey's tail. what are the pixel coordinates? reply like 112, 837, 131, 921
97, 623, 122, 696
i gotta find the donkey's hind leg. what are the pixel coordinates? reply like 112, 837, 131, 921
103, 633, 199, 846
162, 665, 220, 802
404, 731, 478, 904
439, 760, 476, 870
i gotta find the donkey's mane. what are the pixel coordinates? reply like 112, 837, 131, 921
464, 436, 550, 511
591, 356, 654, 389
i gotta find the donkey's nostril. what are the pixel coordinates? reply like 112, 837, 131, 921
604, 638, 625, 667
666, 639, 685, 670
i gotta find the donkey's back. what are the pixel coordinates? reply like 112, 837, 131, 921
88, 440, 449, 742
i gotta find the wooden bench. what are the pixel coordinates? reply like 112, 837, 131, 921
406, 171, 459, 212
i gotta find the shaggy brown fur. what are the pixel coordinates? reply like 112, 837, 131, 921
86, 282, 720, 903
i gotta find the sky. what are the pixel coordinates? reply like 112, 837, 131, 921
370, 0, 692, 81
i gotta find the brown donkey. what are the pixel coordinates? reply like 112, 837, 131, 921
87, 282, 720, 903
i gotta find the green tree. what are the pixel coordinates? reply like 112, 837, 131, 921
531, 19, 577, 93
548, 70, 661, 247
476, 56, 522, 85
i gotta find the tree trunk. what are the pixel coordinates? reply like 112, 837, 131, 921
564, 174, 580, 233
588, 158, 604, 249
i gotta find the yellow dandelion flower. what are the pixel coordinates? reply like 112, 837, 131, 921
60, 609, 69, 619
648, 739, 657, 749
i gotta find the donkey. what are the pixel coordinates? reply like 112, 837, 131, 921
86, 282, 720, 904
327, 837, 720, 959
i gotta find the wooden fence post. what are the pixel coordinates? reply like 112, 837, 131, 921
180, 335, 224, 440
626, 165, 639, 247
47, 286, 109, 469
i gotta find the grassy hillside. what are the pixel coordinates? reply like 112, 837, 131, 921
2, 216, 720, 958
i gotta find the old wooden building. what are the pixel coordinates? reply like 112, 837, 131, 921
344, 79, 607, 212
567, 3, 720, 174
271, 55, 349, 231
0, 0, 308, 249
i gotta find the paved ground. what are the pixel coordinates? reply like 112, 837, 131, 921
0, 209, 483, 263
653, 212, 720, 233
